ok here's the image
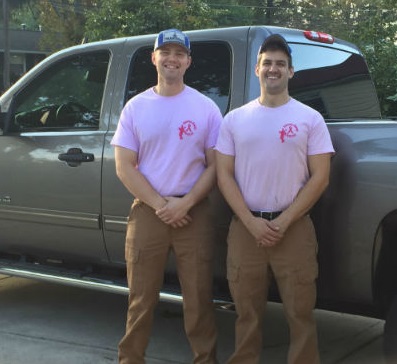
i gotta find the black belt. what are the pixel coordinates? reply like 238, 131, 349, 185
251, 210, 282, 221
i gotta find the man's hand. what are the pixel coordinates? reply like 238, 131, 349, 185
246, 216, 284, 247
156, 196, 192, 228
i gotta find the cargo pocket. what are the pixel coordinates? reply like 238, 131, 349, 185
296, 261, 318, 284
293, 261, 318, 315
125, 244, 140, 263
125, 245, 144, 294
226, 261, 239, 301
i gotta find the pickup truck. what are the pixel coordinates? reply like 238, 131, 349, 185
1, 25, 397, 359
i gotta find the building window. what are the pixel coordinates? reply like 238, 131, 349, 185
10, 54, 26, 83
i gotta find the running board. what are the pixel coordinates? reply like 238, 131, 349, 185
0, 266, 234, 310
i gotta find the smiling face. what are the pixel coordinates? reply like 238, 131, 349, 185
255, 49, 294, 96
152, 43, 191, 85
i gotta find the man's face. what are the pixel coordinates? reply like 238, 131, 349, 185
255, 50, 294, 95
152, 44, 191, 82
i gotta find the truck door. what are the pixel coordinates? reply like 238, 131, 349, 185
0, 49, 113, 263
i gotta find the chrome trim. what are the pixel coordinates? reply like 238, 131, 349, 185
21, 130, 107, 137
0, 267, 233, 309
0, 266, 130, 294
326, 120, 397, 125
103, 215, 128, 232
0, 206, 100, 229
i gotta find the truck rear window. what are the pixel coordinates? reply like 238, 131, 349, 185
248, 43, 381, 120
290, 44, 381, 119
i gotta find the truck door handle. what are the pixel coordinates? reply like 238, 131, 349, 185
58, 148, 95, 167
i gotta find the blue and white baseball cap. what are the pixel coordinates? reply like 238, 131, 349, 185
154, 29, 190, 53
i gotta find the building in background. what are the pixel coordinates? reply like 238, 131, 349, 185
0, 28, 49, 91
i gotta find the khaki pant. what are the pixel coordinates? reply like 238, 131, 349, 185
118, 198, 218, 364
226, 215, 320, 364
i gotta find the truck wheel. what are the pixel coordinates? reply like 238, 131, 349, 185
384, 295, 397, 362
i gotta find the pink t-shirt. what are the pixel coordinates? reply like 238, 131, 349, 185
216, 98, 334, 211
111, 86, 222, 196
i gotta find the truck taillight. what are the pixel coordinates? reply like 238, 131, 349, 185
303, 30, 334, 44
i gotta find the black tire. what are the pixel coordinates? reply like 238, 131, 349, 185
384, 295, 397, 363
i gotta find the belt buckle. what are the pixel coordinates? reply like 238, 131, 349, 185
258, 211, 270, 219
260, 211, 275, 220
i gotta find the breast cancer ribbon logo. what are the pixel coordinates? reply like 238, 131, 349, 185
279, 123, 298, 143
179, 120, 197, 140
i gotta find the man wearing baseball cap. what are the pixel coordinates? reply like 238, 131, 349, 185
216, 33, 334, 363
112, 28, 221, 363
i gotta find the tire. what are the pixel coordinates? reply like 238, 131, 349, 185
384, 295, 397, 363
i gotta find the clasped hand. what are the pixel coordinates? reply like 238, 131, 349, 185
249, 217, 284, 247
156, 196, 192, 228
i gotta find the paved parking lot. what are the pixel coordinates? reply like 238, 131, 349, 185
0, 274, 386, 363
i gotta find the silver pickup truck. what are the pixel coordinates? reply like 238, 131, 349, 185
1, 25, 397, 358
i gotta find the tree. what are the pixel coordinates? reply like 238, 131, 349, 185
36, 0, 96, 51
8, 0, 397, 115
350, 2, 397, 117
290, 0, 397, 117
10, 0, 40, 30
238, 0, 397, 116
84, 0, 221, 42
205, 0, 254, 26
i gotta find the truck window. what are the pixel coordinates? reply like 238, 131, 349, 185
126, 42, 231, 115
9, 51, 110, 132
247, 43, 381, 119
289, 44, 381, 119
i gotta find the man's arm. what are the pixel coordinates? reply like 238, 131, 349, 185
114, 146, 167, 211
216, 151, 282, 247
274, 153, 332, 235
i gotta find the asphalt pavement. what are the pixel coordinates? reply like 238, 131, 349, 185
0, 274, 386, 364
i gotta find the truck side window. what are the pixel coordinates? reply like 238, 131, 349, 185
126, 42, 231, 115
9, 51, 110, 132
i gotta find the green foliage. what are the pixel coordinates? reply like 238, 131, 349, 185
84, 0, 221, 41
36, 0, 96, 51
227, 0, 397, 117
352, 5, 397, 117
287, 0, 397, 117
8, 0, 397, 116
9, 1, 40, 30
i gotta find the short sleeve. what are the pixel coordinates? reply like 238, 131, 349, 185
215, 111, 236, 156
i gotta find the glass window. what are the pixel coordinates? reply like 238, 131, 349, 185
289, 44, 381, 119
248, 44, 381, 120
9, 51, 110, 132
10, 54, 25, 83
126, 42, 231, 115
